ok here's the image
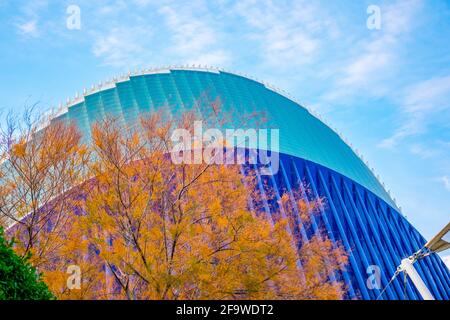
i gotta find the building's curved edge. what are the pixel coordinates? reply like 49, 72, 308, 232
42, 66, 400, 212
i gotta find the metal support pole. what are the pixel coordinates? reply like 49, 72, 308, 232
399, 257, 435, 300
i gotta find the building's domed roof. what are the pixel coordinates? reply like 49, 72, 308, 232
50, 67, 395, 209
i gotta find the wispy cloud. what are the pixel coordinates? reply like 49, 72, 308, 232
323, 0, 422, 101
86, 0, 232, 68
379, 75, 450, 148
409, 144, 440, 159
158, 6, 214, 54
92, 26, 153, 68
133, 0, 152, 7
377, 115, 423, 149
16, 20, 39, 37
232, 0, 336, 68
156, 1, 230, 66
14, 0, 48, 38
403, 76, 450, 114
439, 176, 450, 192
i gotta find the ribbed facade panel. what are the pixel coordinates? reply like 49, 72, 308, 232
48, 69, 450, 299
252, 154, 450, 299
56, 69, 393, 207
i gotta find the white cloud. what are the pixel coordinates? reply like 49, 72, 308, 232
98, 1, 128, 16
89, 0, 231, 68
158, 5, 216, 54
379, 75, 450, 148
324, 0, 422, 101
16, 20, 39, 37
232, 0, 335, 67
14, 0, 48, 38
262, 25, 320, 66
439, 176, 450, 192
337, 41, 392, 87
156, 2, 230, 67
377, 115, 424, 149
403, 76, 450, 114
133, 0, 152, 7
92, 26, 153, 68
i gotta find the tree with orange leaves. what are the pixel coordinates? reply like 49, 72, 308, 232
0, 108, 102, 299
0, 108, 89, 265
0, 103, 347, 300
80, 105, 347, 300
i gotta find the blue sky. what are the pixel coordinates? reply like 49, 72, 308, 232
0, 0, 449, 263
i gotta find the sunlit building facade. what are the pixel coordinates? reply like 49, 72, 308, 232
48, 67, 449, 300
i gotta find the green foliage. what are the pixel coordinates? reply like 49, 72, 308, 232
0, 227, 55, 300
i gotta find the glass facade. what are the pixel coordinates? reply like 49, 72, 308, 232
50, 68, 449, 299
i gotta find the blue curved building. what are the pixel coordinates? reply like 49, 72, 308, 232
50, 67, 449, 300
